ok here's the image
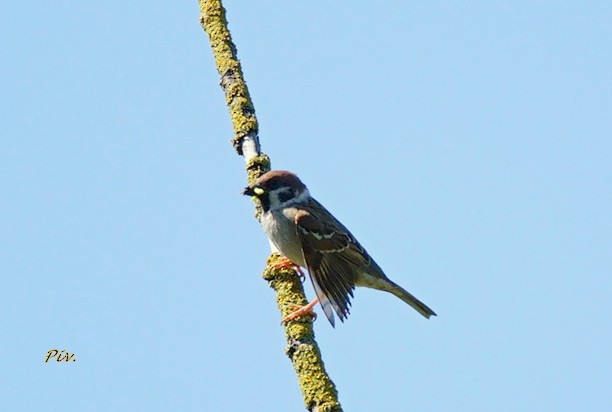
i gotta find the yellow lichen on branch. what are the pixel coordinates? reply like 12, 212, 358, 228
199, 1, 343, 410
264, 254, 342, 412
199, 0, 258, 155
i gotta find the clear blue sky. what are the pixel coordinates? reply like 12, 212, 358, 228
2, 2, 611, 411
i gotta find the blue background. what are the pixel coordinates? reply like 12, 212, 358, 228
2, 2, 611, 411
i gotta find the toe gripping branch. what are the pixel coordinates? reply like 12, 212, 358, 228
262, 252, 342, 411
263, 253, 312, 324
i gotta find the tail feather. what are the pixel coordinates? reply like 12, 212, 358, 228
387, 281, 437, 319
358, 262, 437, 319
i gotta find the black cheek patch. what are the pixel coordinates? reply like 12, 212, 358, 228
277, 190, 295, 203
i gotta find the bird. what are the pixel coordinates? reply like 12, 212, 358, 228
243, 170, 436, 326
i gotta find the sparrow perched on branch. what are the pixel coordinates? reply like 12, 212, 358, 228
243, 170, 436, 326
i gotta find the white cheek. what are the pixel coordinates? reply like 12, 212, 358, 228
268, 188, 311, 211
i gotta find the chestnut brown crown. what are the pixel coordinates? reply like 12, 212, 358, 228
242, 170, 307, 196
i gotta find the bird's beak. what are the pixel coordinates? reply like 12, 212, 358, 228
243, 186, 265, 196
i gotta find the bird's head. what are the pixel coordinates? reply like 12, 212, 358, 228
243, 170, 309, 212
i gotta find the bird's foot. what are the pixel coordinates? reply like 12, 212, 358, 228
282, 298, 319, 324
272, 256, 305, 282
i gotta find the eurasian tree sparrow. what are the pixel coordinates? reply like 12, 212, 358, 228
243, 170, 436, 326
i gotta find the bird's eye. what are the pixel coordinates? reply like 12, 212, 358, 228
253, 187, 265, 195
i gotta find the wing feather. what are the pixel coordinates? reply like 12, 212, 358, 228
294, 204, 366, 325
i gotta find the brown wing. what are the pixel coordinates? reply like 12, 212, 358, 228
294, 203, 371, 326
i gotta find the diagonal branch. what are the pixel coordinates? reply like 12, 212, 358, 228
198, 1, 342, 411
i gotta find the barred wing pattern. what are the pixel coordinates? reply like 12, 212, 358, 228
294, 203, 372, 326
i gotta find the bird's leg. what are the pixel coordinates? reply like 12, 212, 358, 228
272, 256, 305, 282
282, 298, 319, 324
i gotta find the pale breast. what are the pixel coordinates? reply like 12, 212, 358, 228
261, 208, 306, 267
